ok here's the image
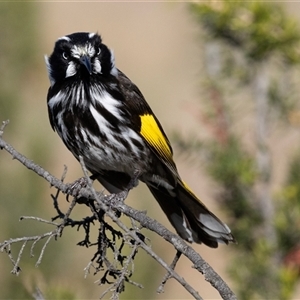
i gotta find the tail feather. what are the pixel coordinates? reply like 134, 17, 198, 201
148, 181, 235, 248
94, 170, 235, 247
147, 185, 196, 243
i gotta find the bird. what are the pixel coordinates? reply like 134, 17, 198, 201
45, 32, 235, 248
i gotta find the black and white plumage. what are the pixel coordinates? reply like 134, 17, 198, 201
45, 32, 235, 248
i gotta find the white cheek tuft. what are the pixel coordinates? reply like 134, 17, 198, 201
65, 61, 77, 78
93, 58, 102, 74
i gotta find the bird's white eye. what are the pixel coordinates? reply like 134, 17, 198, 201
62, 52, 69, 60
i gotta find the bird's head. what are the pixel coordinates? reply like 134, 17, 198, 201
45, 32, 117, 87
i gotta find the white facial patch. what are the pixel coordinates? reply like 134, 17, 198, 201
65, 61, 77, 78
93, 58, 102, 74
88, 32, 96, 38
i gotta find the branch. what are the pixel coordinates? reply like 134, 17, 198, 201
78, 156, 202, 299
0, 227, 57, 275
0, 120, 237, 300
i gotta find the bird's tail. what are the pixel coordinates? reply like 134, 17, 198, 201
147, 181, 235, 248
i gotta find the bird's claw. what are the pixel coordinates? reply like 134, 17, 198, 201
66, 177, 88, 201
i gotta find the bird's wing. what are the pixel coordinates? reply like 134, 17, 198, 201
117, 70, 178, 175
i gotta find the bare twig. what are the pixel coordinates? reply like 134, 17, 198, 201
32, 287, 45, 300
20, 216, 59, 226
98, 241, 143, 300
157, 250, 182, 294
78, 156, 202, 300
36, 235, 54, 267
0, 229, 57, 273
0, 120, 9, 137
56, 197, 77, 237
84, 260, 95, 279
0, 125, 237, 300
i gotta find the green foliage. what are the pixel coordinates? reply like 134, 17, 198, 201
278, 266, 299, 300
276, 154, 300, 253
173, 1, 300, 299
268, 76, 296, 120
190, 0, 300, 62
206, 138, 262, 248
207, 138, 255, 187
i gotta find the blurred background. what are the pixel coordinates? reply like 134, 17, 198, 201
1, 1, 300, 299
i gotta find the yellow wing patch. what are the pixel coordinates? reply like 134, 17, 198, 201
140, 114, 172, 160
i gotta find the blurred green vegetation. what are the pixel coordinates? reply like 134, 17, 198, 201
174, 1, 300, 299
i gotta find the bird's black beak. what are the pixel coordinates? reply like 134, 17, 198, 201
79, 55, 92, 75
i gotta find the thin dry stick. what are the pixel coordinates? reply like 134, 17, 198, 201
99, 241, 142, 300
20, 216, 59, 226
0, 230, 58, 273
0, 202, 77, 271
78, 156, 202, 300
0, 120, 9, 137
157, 250, 182, 293
32, 287, 45, 300
0, 127, 237, 300
56, 197, 77, 237
13, 241, 27, 274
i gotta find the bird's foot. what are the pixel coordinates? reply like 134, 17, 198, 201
66, 177, 89, 201
105, 190, 129, 207
127, 169, 140, 190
